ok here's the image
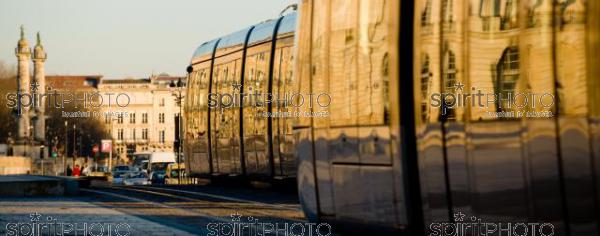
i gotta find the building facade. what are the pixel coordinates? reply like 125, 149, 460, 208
98, 74, 186, 162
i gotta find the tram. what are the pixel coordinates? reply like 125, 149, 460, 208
184, 0, 600, 235
184, 13, 297, 180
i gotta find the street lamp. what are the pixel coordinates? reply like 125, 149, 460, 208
108, 117, 119, 171
170, 77, 185, 185
27, 125, 33, 173
72, 124, 77, 167
64, 121, 68, 175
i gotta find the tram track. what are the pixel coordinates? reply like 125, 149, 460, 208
127, 185, 301, 211
81, 183, 305, 232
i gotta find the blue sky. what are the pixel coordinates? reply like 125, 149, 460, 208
0, 0, 295, 78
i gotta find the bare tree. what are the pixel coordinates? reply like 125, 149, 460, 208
0, 60, 17, 143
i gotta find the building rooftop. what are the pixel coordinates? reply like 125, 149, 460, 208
101, 78, 151, 84
46, 75, 102, 90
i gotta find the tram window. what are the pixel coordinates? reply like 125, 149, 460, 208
328, 0, 358, 127
358, 0, 390, 125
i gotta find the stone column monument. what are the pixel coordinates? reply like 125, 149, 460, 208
14, 25, 31, 142
33, 32, 47, 142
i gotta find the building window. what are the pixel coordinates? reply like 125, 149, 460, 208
142, 129, 148, 140
131, 129, 136, 140
159, 130, 165, 143
159, 113, 165, 123
496, 46, 519, 112
129, 113, 136, 124
117, 115, 123, 124
142, 113, 148, 124
443, 50, 457, 119
159, 98, 165, 107
117, 129, 124, 140
104, 115, 110, 124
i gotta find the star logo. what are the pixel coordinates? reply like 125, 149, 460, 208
453, 82, 465, 92
231, 83, 242, 91
30, 212, 42, 222
453, 212, 466, 222
30, 81, 40, 92
230, 212, 242, 222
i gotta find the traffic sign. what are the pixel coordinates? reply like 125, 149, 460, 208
101, 140, 112, 153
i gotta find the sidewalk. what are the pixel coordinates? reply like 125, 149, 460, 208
0, 197, 195, 236
0, 175, 79, 196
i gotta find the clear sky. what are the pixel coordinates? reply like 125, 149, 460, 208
0, 0, 296, 78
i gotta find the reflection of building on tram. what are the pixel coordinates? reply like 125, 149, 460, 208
418, 0, 588, 121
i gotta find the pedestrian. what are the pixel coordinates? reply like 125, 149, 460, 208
73, 165, 81, 177
66, 165, 72, 176
82, 165, 91, 176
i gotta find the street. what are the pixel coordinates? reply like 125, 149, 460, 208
0, 181, 309, 236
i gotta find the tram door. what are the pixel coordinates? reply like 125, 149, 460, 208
414, 0, 599, 235
302, 0, 402, 227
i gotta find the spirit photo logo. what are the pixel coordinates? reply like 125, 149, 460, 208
430, 82, 555, 117
208, 83, 331, 113
4, 82, 131, 114
429, 212, 555, 236
4, 212, 132, 236
206, 212, 332, 236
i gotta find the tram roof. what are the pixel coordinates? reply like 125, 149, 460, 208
190, 12, 296, 64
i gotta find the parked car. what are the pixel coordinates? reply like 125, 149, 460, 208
123, 172, 150, 186
111, 172, 127, 185
166, 163, 186, 184
112, 165, 132, 173
88, 166, 109, 178
110, 165, 134, 184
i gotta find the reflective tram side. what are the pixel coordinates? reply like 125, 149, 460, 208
294, 0, 600, 235
184, 13, 297, 180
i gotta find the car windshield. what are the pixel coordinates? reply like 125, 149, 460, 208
150, 163, 169, 171
113, 173, 125, 178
